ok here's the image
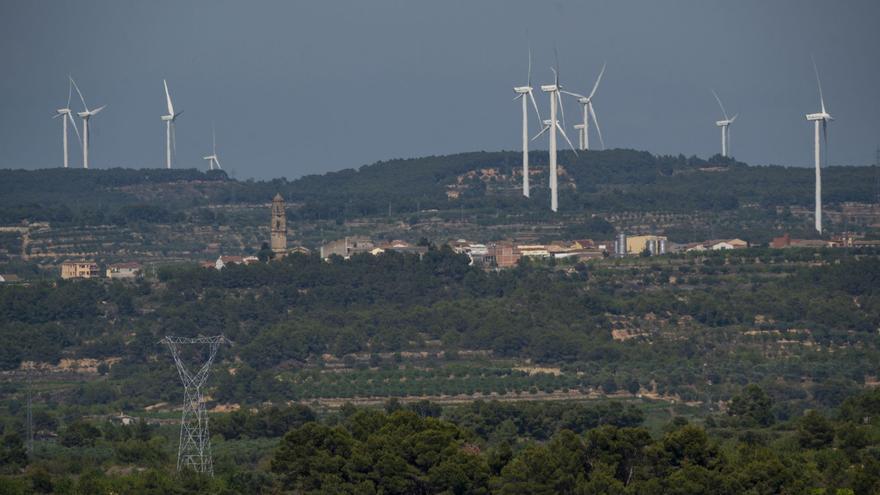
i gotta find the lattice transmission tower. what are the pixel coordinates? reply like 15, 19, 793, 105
162, 335, 229, 475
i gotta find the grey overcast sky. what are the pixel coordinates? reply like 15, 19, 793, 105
1, 0, 878, 179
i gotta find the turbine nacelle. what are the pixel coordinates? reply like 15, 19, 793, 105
77, 105, 105, 119
540, 84, 559, 93
806, 112, 832, 122
513, 86, 532, 94
573, 124, 585, 130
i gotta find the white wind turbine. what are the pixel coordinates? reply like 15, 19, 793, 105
533, 52, 577, 212
512, 47, 542, 197
711, 89, 737, 158
70, 77, 106, 169
53, 78, 81, 168
805, 59, 833, 234
162, 80, 183, 169
562, 63, 606, 151
203, 126, 222, 170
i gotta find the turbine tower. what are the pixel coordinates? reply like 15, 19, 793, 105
162, 80, 183, 169
162, 335, 229, 475
512, 47, 542, 197
53, 78, 81, 168
805, 59, 833, 234
712, 90, 737, 157
562, 63, 606, 151
70, 77, 106, 169
203, 126, 222, 170
533, 51, 577, 212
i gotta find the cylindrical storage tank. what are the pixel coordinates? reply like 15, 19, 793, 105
659, 239, 667, 255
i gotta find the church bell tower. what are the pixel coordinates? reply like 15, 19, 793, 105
270, 193, 287, 256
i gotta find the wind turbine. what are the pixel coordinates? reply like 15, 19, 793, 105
70, 77, 106, 169
533, 50, 577, 212
711, 90, 737, 158
805, 59, 833, 234
513, 47, 542, 197
562, 63, 606, 151
203, 126, 221, 170
53, 78, 81, 168
162, 80, 183, 169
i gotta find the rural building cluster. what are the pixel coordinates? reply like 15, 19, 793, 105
6, 191, 876, 282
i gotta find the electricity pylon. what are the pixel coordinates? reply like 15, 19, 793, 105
161, 335, 229, 475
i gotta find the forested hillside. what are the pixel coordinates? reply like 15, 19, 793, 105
1, 151, 876, 226
2, 246, 878, 409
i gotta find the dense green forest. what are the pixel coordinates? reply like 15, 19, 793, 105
3, 388, 880, 493
1, 151, 876, 226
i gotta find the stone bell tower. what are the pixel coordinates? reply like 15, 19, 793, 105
270, 193, 287, 256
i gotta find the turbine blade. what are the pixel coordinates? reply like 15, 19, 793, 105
214, 157, 222, 170
90, 105, 106, 115
560, 90, 586, 99
557, 122, 578, 155
513, 94, 523, 101
164, 79, 175, 115
69, 76, 88, 111
730, 114, 738, 123
711, 89, 729, 120
823, 119, 828, 150
171, 121, 177, 156
527, 44, 532, 86
66, 77, 73, 109
590, 103, 605, 150
528, 90, 542, 124
588, 62, 606, 99
812, 56, 826, 114
212, 124, 216, 155
557, 91, 566, 129
68, 114, 81, 144
531, 125, 550, 141
553, 45, 560, 85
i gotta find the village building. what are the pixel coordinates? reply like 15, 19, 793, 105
270, 193, 288, 256
106, 262, 142, 279
289, 246, 311, 256
202, 255, 259, 270
61, 260, 100, 279
625, 235, 668, 255
708, 238, 748, 250
487, 243, 520, 268
517, 245, 551, 258
770, 233, 830, 249
320, 237, 374, 259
